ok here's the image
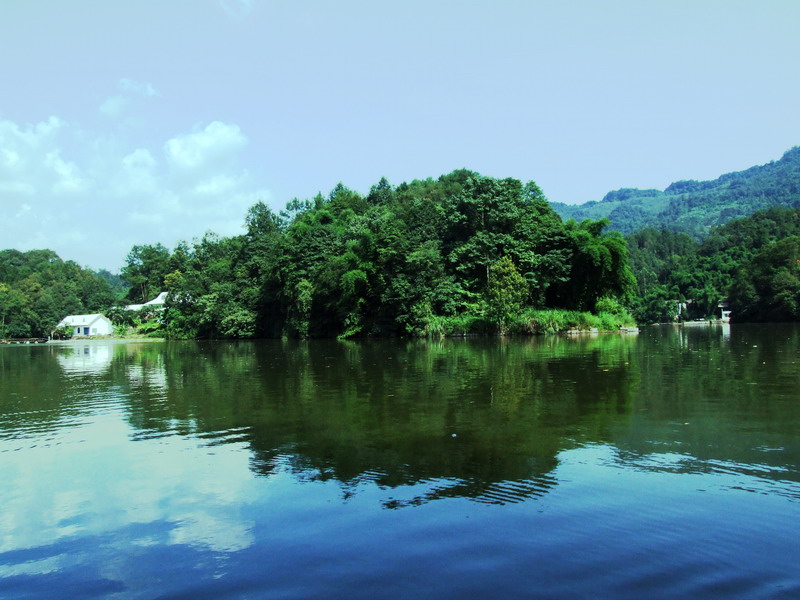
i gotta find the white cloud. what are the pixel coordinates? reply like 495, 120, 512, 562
45, 150, 87, 194
0, 115, 62, 155
0, 112, 270, 271
164, 121, 247, 170
0, 117, 77, 232
0, 394, 257, 578
1, 148, 20, 169
99, 78, 158, 117
120, 148, 158, 193
28, 116, 63, 143
123, 148, 157, 169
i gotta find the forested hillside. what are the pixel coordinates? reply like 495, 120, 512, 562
627, 207, 800, 323
0, 250, 116, 337
552, 146, 800, 237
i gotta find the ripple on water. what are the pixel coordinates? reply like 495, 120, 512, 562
0, 392, 130, 450
195, 426, 254, 447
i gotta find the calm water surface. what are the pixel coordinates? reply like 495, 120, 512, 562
1, 325, 799, 599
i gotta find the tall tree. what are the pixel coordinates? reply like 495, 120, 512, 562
121, 243, 172, 303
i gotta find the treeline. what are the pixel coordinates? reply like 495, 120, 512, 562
627, 206, 800, 323
124, 170, 636, 339
0, 249, 115, 337
552, 146, 800, 237
3, 174, 799, 338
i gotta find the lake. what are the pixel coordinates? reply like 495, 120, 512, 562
1, 324, 798, 599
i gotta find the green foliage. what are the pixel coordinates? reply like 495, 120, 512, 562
0, 249, 115, 337
595, 297, 626, 315
553, 146, 800, 237
627, 207, 800, 323
120, 243, 172, 304
76, 171, 640, 339
51, 325, 73, 340
146, 172, 631, 337
548, 219, 636, 311
486, 255, 527, 330
424, 313, 496, 337
289, 278, 314, 339
136, 318, 165, 337
220, 308, 257, 338
10, 150, 800, 337
509, 308, 634, 335
106, 305, 135, 327
95, 269, 130, 299
729, 236, 800, 321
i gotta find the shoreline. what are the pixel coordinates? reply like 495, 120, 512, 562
47, 336, 167, 345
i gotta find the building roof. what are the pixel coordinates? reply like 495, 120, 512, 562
144, 291, 168, 305
125, 292, 168, 311
57, 314, 110, 327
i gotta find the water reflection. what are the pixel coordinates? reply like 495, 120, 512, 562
55, 343, 113, 375
2, 327, 800, 598
0, 336, 643, 509
4, 329, 800, 507
187, 336, 640, 505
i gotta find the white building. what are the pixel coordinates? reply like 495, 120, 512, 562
145, 291, 169, 307
56, 314, 114, 337
125, 292, 168, 311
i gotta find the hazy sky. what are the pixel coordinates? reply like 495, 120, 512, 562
2, 0, 799, 270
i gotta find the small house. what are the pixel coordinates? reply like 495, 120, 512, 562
56, 314, 114, 337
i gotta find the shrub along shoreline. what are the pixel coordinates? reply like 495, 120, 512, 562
388, 308, 636, 339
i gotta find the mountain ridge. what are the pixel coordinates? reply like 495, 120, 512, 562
550, 146, 800, 237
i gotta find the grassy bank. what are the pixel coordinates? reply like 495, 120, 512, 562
419, 308, 637, 337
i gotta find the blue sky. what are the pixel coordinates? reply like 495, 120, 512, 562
1, 0, 799, 271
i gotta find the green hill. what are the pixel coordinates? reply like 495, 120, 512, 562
0, 249, 115, 337
551, 146, 800, 237
626, 206, 800, 323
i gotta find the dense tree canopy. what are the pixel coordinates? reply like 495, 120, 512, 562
626, 207, 800, 323
135, 171, 636, 339
0, 250, 116, 337
729, 236, 800, 322
6, 167, 800, 338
